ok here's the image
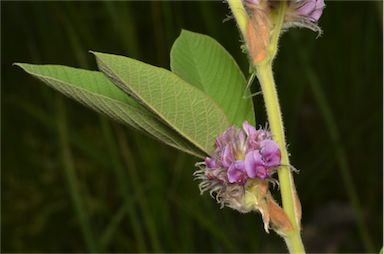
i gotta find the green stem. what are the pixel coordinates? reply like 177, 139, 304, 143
255, 2, 304, 253
268, 2, 287, 60
228, 0, 305, 252
284, 231, 305, 254
256, 64, 304, 253
227, 0, 248, 37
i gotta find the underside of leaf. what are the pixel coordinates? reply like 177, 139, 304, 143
15, 63, 206, 158
92, 52, 231, 154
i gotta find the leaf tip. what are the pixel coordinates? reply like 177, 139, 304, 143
88, 50, 97, 54
180, 28, 190, 35
13, 63, 29, 72
180, 29, 198, 39
13, 62, 22, 68
89, 50, 106, 59
89, 51, 110, 64
88, 50, 98, 57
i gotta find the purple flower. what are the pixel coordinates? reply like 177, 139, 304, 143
296, 0, 325, 22
215, 127, 236, 150
194, 122, 283, 211
221, 145, 235, 168
243, 121, 257, 139
260, 140, 281, 168
243, 0, 260, 5
199, 122, 281, 183
245, 150, 269, 180
205, 157, 217, 169
227, 160, 247, 184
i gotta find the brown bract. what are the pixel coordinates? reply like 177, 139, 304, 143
267, 194, 294, 235
245, 179, 293, 234
245, 5, 271, 65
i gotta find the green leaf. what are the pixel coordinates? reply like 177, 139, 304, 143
170, 30, 255, 127
92, 52, 231, 154
15, 63, 206, 158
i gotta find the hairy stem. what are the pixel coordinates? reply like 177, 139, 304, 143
256, 63, 304, 253
255, 1, 304, 252
228, 0, 305, 252
227, 0, 248, 37
267, 1, 287, 60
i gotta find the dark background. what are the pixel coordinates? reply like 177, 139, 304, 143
1, 1, 382, 253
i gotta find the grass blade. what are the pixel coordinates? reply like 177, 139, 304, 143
56, 97, 98, 252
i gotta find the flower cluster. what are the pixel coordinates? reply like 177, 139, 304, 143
194, 121, 281, 212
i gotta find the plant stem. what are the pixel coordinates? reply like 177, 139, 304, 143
255, 1, 304, 252
256, 63, 304, 253
227, 0, 248, 36
268, 1, 287, 60
228, 0, 305, 252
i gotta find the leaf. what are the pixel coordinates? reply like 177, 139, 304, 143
92, 52, 231, 154
15, 63, 206, 158
170, 30, 255, 126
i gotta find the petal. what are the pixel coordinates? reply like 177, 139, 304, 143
256, 167, 269, 180
315, 0, 325, 9
243, 0, 261, 5
205, 157, 217, 169
238, 130, 247, 150
297, 0, 316, 16
243, 121, 261, 150
223, 127, 236, 142
260, 140, 281, 168
227, 160, 246, 183
296, 0, 325, 23
215, 137, 223, 149
236, 160, 245, 170
256, 129, 270, 141
221, 145, 234, 168
245, 150, 265, 178
215, 127, 236, 149
242, 121, 257, 138
309, 8, 324, 22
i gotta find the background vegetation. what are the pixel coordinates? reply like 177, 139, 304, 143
2, 1, 382, 253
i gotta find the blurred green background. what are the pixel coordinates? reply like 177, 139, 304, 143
1, 1, 382, 253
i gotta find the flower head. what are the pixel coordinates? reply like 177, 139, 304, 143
194, 121, 281, 212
